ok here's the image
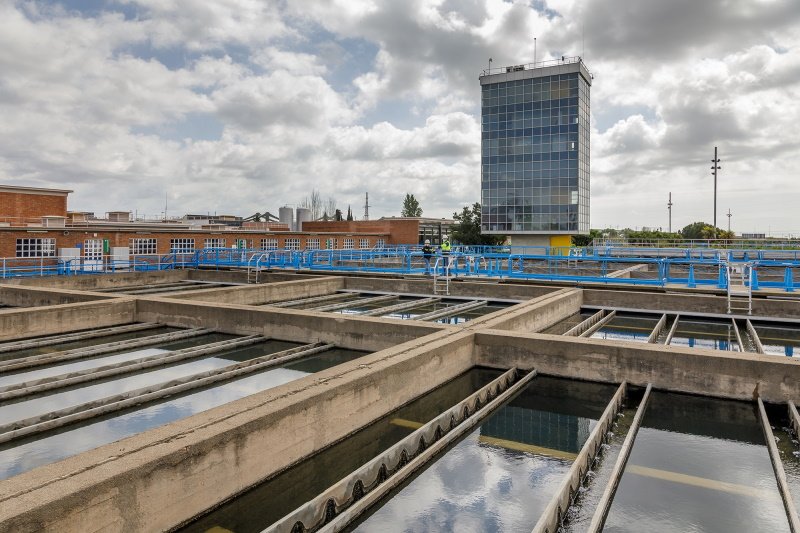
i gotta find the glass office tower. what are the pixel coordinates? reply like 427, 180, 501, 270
479, 58, 591, 245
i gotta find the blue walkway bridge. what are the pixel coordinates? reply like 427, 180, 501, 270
1, 245, 798, 293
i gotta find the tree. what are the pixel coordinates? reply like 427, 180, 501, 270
679, 221, 733, 240
401, 194, 423, 217
450, 203, 505, 245
346, 205, 354, 221
323, 197, 337, 221
299, 189, 323, 220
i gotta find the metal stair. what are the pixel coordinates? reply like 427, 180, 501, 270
433, 257, 450, 296
726, 262, 753, 315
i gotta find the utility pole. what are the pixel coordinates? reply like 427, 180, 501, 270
727, 208, 732, 233
711, 146, 721, 236
667, 192, 673, 233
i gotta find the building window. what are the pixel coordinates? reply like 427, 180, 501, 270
343, 238, 355, 250
129, 238, 157, 255
84, 239, 103, 260
204, 238, 226, 249
284, 238, 300, 250
260, 238, 278, 250
359, 238, 370, 249
326, 238, 338, 250
306, 238, 320, 250
170, 238, 195, 253
376, 238, 385, 248
16, 238, 56, 258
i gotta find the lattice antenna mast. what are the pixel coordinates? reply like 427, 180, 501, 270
363, 192, 371, 221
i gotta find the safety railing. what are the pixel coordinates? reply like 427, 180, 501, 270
1, 246, 799, 293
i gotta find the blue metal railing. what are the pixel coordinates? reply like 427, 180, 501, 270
1, 246, 798, 292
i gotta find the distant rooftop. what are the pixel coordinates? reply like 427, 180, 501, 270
0, 184, 73, 195
479, 55, 592, 82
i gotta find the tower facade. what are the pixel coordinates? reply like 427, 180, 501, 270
479, 58, 591, 246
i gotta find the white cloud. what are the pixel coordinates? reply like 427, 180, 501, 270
0, 0, 797, 235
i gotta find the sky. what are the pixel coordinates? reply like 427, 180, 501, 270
1, 0, 798, 235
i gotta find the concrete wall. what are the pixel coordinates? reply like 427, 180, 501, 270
165, 276, 345, 305
0, 270, 189, 290
475, 330, 800, 401
344, 276, 558, 301
0, 328, 476, 533
583, 288, 800, 319
0, 299, 135, 341
187, 270, 318, 284
134, 298, 443, 352
0, 285, 117, 307
470, 288, 582, 332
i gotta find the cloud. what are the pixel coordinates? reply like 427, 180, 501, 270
0, 0, 798, 235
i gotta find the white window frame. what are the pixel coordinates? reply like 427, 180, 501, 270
359, 238, 370, 250
343, 238, 355, 250
376, 238, 386, 249
306, 238, 320, 250
170, 238, 195, 253
129, 238, 157, 255
15, 238, 56, 258
326, 238, 338, 250
84, 239, 103, 260
284, 238, 300, 251
260, 238, 278, 251
204, 238, 226, 249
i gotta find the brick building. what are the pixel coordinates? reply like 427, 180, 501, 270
0, 185, 451, 261
0, 185, 70, 223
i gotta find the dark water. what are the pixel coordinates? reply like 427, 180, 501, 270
561, 387, 646, 532
0, 325, 182, 362
753, 322, 800, 357
0, 332, 242, 389
668, 318, 741, 351
541, 311, 595, 335
351, 377, 618, 533
180, 368, 502, 533
603, 392, 790, 532
0, 347, 365, 480
590, 314, 660, 343
0, 339, 302, 425
435, 304, 508, 324
764, 403, 800, 507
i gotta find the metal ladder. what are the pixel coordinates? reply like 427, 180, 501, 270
726, 262, 753, 315
433, 257, 450, 296
247, 253, 270, 284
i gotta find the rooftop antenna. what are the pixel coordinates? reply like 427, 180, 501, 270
363, 192, 371, 221
581, 23, 585, 60
667, 192, 673, 233
534, 37, 537, 66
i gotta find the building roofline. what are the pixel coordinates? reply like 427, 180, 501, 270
479, 56, 592, 86
0, 184, 73, 196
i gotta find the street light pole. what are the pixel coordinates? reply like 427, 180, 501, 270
668, 192, 673, 233
711, 146, 721, 235
727, 208, 732, 233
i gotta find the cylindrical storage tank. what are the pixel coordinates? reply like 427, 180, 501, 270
296, 207, 311, 231
279, 206, 294, 231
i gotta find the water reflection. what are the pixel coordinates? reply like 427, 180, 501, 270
0, 349, 364, 480
181, 368, 501, 533
603, 392, 789, 532
352, 377, 616, 532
